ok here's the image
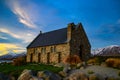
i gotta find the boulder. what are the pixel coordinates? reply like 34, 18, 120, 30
17, 69, 34, 80
54, 63, 65, 67
65, 72, 88, 80
58, 71, 67, 77
37, 71, 61, 80
76, 63, 82, 68
63, 64, 70, 73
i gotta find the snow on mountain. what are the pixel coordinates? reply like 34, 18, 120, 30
0, 52, 26, 60
91, 45, 120, 56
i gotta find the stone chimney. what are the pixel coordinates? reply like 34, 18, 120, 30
67, 23, 75, 42
40, 31, 42, 34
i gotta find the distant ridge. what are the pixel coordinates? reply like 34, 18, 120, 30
0, 52, 26, 60
91, 45, 120, 56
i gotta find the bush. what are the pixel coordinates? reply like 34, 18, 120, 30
118, 71, 120, 76
64, 54, 82, 65
87, 57, 100, 65
87, 70, 94, 74
12, 56, 26, 66
89, 75, 99, 80
105, 58, 120, 68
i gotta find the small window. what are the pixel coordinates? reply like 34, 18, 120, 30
41, 47, 46, 53
50, 47, 54, 53
54, 46, 56, 52
44, 47, 46, 53
35, 48, 38, 54
41, 48, 44, 53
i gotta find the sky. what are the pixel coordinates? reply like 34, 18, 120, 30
0, 0, 120, 56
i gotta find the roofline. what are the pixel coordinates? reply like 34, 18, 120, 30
41, 27, 67, 35
26, 27, 67, 48
79, 23, 91, 48
27, 42, 68, 49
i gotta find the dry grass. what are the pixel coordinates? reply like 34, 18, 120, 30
87, 57, 99, 65
64, 54, 82, 65
12, 56, 26, 66
105, 58, 120, 68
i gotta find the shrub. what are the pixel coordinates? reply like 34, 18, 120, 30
105, 58, 120, 68
87, 70, 94, 74
89, 75, 99, 80
12, 56, 26, 66
64, 54, 82, 65
118, 71, 120, 76
87, 57, 100, 65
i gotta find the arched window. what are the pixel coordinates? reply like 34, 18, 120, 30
50, 47, 54, 53
54, 46, 56, 52
44, 47, 46, 53
41, 47, 46, 53
35, 48, 38, 54
41, 48, 44, 53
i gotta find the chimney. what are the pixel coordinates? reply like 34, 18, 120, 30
67, 23, 75, 42
40, 31, 42, 34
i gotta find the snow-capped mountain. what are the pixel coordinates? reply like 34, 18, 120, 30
92, 45, 120, 56
0, 52, 26, 60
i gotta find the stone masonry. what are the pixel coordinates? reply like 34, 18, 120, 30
26, 23, 91, 64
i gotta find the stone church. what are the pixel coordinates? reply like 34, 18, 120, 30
26, 23, 91, 64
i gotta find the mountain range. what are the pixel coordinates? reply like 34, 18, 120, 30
0, 52, 26, 60
92, 45, 120, 56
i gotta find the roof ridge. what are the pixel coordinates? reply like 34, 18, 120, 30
41, 27, 67, 35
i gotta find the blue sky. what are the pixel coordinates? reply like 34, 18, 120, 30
0, 0, 120, 55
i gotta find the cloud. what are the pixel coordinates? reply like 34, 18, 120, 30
0, 28, 36, 44
99, 20, 120, 34
0, 28, 22, 39
0, 36, 8, 40
7, 0, 37, 29
0, 43, 25, 56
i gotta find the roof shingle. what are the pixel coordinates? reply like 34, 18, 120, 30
27, 28, 67, 48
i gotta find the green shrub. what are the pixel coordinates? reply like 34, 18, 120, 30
118, 71, 120, 76
87, 70, 94, 74
89, 75, 99, 80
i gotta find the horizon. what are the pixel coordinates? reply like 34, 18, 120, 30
0, 0, 120, 56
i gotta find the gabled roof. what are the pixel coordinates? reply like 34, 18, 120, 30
27, 28, 67, 48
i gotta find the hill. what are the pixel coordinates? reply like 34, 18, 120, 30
91, 45, 120, 56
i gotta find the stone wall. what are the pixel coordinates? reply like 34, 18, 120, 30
26, 43, 70, 64
26, 22, 91, 64
70, 23, 91, 60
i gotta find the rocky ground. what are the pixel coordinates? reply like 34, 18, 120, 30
0, 64, 120, 80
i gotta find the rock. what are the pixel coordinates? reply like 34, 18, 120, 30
63, 64, 70, 73
76, 63, 82, 68
58, 71, 67, 77
65, 72, 88, 80
29, 76, 39, 80
100, 62, 107, 67
80, 66, 84, 70
37, 71, 61, 80
54, 63, 65, 67
17, 69, 34, 80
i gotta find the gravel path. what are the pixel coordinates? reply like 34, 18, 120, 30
69, 65, 120, 79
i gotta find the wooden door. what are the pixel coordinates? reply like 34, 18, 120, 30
47, 53, 50, 64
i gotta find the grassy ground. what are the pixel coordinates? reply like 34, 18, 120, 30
0, 63, 63, 78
